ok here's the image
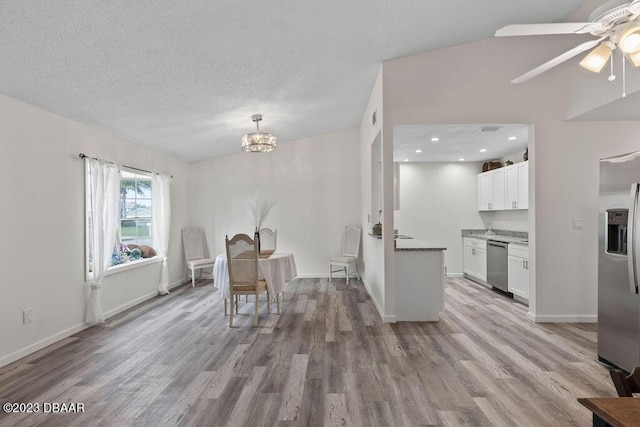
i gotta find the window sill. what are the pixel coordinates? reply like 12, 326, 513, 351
104, 257, 162, 277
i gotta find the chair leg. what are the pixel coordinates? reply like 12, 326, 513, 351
267, 289, 271, 314
253, 291, 259, 327
276, 293, 281, 314
345, 266, 349, 285
229, 293, 234, 327
224, 298, 228, 316
191, 267, 195, 287
329, 263, 333, 283
235, 294, 239, 314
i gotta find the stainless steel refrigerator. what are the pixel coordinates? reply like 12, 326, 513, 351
599, 151, 640, 372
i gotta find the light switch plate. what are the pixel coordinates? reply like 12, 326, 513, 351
573, 218, 585, 230
23, 308, 33, 324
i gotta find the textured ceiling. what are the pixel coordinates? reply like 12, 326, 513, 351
0, 0, 585, 162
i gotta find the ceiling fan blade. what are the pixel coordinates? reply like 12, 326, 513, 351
495, 22, 604, 37
629, 0, 640, 19
511, 37, 606, 84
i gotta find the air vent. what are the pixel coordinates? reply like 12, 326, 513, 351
480, 126, 502, 132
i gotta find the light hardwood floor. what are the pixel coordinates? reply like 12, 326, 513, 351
0, 277, 615, 426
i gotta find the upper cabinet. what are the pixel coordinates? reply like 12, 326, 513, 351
478, 168, 505, 211
505, 161, 528, 210
478, 161, 528, 211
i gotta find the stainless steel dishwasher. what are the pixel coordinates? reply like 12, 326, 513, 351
487, 240, 510, 294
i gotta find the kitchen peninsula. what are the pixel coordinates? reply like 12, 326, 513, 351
370, 234, 446, 321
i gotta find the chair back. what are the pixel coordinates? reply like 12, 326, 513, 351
343, 225, 361, 258
225, 234, 259, 287
259, 227, 277, 251
610, 367, 640, 397
183, 227, 206, 261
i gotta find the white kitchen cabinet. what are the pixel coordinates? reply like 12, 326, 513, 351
463, 237, 487, 282
478, 168, 505, 211
505, 161, 528, 210
508, 244, 529, 300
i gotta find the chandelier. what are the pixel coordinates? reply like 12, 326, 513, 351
241, 114, 276, 153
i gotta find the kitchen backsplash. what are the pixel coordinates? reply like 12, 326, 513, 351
461, 229, 528, 239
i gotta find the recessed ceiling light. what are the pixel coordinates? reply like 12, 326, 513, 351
459, 158, 465, 161
431, 137, 440, 142
480, 148, 487, 152
415, 149, 422, 153
403, 158, 409, 162
508, 136, 517, 141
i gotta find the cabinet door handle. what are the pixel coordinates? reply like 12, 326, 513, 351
523, 259, 526, 269
489, 202, 492, 210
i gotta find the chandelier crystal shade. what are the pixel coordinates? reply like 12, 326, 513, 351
241, 114, 276, 153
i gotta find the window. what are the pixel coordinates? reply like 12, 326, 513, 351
119, 170, 153, 247
85, 167, 155, 277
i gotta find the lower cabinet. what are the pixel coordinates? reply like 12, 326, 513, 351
508, 244, 529, 300
463, 237, 487, 282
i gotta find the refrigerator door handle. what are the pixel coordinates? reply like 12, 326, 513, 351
628, 183, 639, 294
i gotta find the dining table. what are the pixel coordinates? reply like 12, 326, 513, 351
578, 397, 640, 427
213, 251, 297, 302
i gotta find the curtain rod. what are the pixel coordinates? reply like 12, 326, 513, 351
78, 153, 173, 178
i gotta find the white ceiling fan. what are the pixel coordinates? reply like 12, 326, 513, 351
495, 0, 640, 84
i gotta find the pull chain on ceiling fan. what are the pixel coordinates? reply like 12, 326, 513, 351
495, 0, 640, 95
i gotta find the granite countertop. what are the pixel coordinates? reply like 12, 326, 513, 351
368, 233, 412, 240
461, 229, 528, 246
395, 238, 446, 251
367, 232, 446, 251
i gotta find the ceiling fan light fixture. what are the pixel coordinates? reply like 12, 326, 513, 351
241, 114, 276, 153
619, 25, 640, 53
579, 43, 613, 73
628, 50, 640, 67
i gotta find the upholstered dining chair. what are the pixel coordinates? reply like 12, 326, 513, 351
225, 233, 270, 327
259, 227, 277, 252
182, 227, 215, 287
329, 225, 361, 285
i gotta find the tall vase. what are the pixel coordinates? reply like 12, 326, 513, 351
254, 228, 261, 253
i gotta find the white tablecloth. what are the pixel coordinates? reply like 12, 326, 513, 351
213, 252, 297, 299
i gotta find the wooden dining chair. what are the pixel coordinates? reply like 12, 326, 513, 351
610, 367, 640, 397
225, 233, 270, 327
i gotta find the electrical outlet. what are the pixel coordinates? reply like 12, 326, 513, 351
573, 218, 585, 230
23, 308, 33, 324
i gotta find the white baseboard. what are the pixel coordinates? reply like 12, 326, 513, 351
103, 279, 185, 318
526, 312, 597, 323
0, 322, 90, 368
361, 277, 395, 323
446, 273, 464, 278
0, 279, 187, 369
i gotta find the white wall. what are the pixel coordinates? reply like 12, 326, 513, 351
380, 35, 640, 321
394, 162, 484, 275
0, 95, 191, 367
360, 67, 390, 319
188, 128, 361, 277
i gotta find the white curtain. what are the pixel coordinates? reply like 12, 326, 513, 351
85, 158, 120, 324
152, 173, 172, 295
